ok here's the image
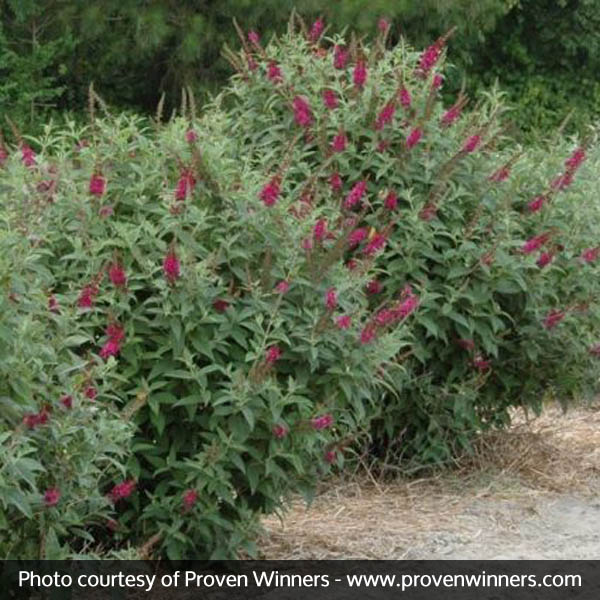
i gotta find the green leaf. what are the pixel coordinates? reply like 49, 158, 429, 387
240, 406, 255, 430
43, 527, 64, 559
3, 488, 33, 518
63, 335, 92, 346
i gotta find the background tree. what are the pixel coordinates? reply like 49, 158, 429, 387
1, 0, 598, 137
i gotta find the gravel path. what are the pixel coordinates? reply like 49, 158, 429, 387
401, 493, 600, 559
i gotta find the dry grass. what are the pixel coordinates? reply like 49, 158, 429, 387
258, 402, 600, 559
454, 402, 600, 494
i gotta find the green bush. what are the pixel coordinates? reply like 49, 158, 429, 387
210, 23, 600, 465
0, 224, 133, 558
0, 100, 410, 557
2, 23, 600, 559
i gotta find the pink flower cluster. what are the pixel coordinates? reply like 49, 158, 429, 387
107, 323, 125, 344
99, 322, 125, 360
489, 166, 511, 183
417, 39, 444, 76
313, 218, 327, 241
565, 147, 586, 170
292, 96, 313, 128
581, 247, 600, 263
163, 250, 181, 283
89, 173, 106, 197
398, 286, 421, 318
309, 18, 324, 42
348, 227, 368, 248
272, 424, 288, 439
325, 287, 337, 310
323, 89, 338, 110
213, 298, 229, 313
267, 61, 282, 83
521, 233, 550, 254
259, 177, 281, 207
406, 128, 422, 149
457, 341, 491, 372
78, 283, 99, 309
108, 262, 127, 288
44, 488, 61, 507
109, 479, 136, 503
419, 202, 438, 221
324, 449, 337, 464
551, 171, 573, 191
21, 144, 36, 167
344, 181, 367, 210
441, 105, 461, 127
536, 252, 554, 269
378, 18, 390, 33
353, 61, 367, 89
336, 315, 352, 329
331, 131, 348, 153
330, 172, 342, 192
311, 414, 334, 430
528, 195, 546, 213
361, 286, 419, 344
366, 279, 382, 295
175, 170, 196, 200
375, 102, 396, 131
182, 488, 198, 511
473, 356, 491, 371
275, 280, 290, 294
399, 88, 411, 108
302, 237, 313, 251
551, 147, 586, 191
543, 309, 565, 330
463, 135, 481, 153
85, 385, 97, 400
48, 294, 60, 313
384, 191, 398, 211
23, 407, 50, 429
265, 345, 282, 364
360, 323, 377, 345
333, 45, 348, 69
364, 233, 387, 256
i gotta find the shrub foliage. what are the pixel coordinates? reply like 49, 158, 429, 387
1, 21, 600, 558
215, 22, 600, 464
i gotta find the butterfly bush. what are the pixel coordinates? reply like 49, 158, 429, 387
0, 226, 132, 558
0, 29, 416, 557
216, 23, 600, 466
2, 20, 600, 560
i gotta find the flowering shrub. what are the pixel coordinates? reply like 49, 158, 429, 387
2, 19, 600, 559
0, 227, 132, 558
0, 98, 409, 556
214, 20, 600, 464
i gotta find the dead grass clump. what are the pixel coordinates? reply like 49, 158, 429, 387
258, 402, 600, 559
456, 402, 600, 494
